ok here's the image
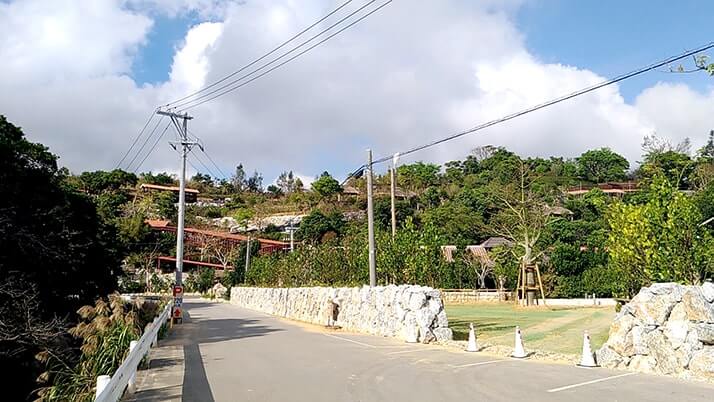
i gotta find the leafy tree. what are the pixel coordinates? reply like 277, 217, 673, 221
699, 130, 714, 160
607, 175, 714, 296
232, 164, 246, 192
397, 162, 440, 191
639, 134, 695, 188
0, 116, 119, 399
139, 171, 175, 185
575, 148, 629, 183
246, 170, 263, 192
266, 184, 282, 197
373, 197, 415, 230
311, 171, 342, 197
296, 210, 345, 243
277, 170, 300, 193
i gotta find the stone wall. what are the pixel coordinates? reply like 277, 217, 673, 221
597, 282, 714, 380
230, 285, 453, 342
441, 290, 504, 303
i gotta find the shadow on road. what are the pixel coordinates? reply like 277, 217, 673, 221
167, 301, 283, 402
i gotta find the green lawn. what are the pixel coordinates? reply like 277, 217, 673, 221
446, 303, 615, 355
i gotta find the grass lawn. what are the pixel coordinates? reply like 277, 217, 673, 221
446, 303, 616, 355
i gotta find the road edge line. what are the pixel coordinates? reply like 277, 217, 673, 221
546, 372, 637, 393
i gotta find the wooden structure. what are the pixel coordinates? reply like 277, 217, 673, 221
515, 263, 546, 306
140, 183, 199, 203
156, 256, 232, 271
566, 181, 639, 196
146, 219, 290, 254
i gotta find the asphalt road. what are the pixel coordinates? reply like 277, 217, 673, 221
170, 298, 713, 402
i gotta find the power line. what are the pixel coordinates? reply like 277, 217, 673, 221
200, 148, 228, 179
164, 0, 355, 107
115, 109, 157, 170
346, 41, 714, 175
125, 116, 165, 172
190, 148, 218, 179
175, 0, 392, 111
132, 121, 172, 173
185, 128, 229, 179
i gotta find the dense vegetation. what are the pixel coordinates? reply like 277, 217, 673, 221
4, 111, 714, 399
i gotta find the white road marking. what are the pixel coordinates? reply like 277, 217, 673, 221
451, 360, 505, 368
322, 333, 377, 348
546, 372, 637, 393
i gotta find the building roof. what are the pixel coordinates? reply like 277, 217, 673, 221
480, 237, 513, 249
546, 206, 574, 216
465, 245, 494, 267
140, 183, 199, 194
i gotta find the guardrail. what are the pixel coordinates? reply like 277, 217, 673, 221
94, 301, 172, 402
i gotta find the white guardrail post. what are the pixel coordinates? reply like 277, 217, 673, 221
94, 302, 172, 402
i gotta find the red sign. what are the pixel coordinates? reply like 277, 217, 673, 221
173, 307, 182, 319
173, 285, 183, 297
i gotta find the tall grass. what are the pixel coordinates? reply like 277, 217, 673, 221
35, 294, 161, 402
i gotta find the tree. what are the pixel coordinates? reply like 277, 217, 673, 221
311, 171, 342, 197
397, 162, 440, 191
0, 115, 119, 399
699, 130, 714, 160
232, 164, 246, 192
462, 249, 493, 289
266, 184, 282, 197
639, 135, 695, 189
607, 175, 714, 296
246, 170, 263, 192
296, 210, 345, 243
139, 171, 175, 185
575, 148, 629, 183
491, 162, 557, 268
277, 170, 299, 193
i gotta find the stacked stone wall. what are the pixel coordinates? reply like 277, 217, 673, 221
230, 285, 453, 342
597, 282, 714, 380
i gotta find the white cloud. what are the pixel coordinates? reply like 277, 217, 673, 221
0, 0, 152, 82
635, 83, 714, 155
1, 0, 713, 182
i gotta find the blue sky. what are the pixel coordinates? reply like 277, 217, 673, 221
517, 0, 714, 102
132, 0, 714, 102
4, 0, 713, 177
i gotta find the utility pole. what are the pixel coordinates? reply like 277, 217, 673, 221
366, 149, 376, 287
390, 152, 399, 239
245, 237, 251, 272
156, 110, 196, 289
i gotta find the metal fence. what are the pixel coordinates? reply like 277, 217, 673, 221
94, 301, 172, 402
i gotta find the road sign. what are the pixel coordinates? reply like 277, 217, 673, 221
173, 285, 183, 297
174, 297, 183, 307
173, 307, 182, 319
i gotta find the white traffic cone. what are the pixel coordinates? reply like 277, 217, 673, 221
577, 331, 598, 367
466, 323, 479, 352
405, 320, 419, 343
511, 326, 527, 358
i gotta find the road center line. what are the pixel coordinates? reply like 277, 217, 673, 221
322, 333, 377, 348
451, 360, 504, 368
546, 372, 637, 393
